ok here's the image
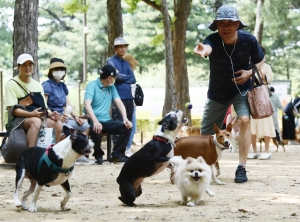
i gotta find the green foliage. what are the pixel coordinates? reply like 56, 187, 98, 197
63, 0, 90, 14
0, 6, 13, 73
150, 33, 164, 45
1, 0, 300, 95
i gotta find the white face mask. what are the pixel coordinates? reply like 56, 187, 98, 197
53, 71, 65, 81
108, 78, 115, 86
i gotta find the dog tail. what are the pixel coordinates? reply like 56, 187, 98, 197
168, 156, 183, 168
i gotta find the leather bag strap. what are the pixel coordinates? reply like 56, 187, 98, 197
10, 79, 32, 95
250, 64, 264, 90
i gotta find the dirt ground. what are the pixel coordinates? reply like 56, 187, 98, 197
1, 142, 300, 222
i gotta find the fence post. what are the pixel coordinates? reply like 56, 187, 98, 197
78, 80, 81, 115
0, 71, 3, 131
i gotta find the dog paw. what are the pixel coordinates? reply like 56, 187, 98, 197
28, 207, 37, 212
21, 205, 28, 210
206, 189, 215, 197
61, 207, 71, 211
14, 200, 22, 208
180, 201, 187, 205
215, 180, 226, 185
187, 202, 195, 207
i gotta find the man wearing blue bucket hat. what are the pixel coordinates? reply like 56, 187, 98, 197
194, 5, 265, 183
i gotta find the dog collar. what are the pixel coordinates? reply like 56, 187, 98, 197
37, 144, 74, 176
152, 135, 170, 143
213, 136, 226, 151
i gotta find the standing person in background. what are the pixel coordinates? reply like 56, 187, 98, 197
42, 58, 94, 165
269, 87, 286, 145
107, 37, 136, 150
221, 106, 231, 130
282, 96, 300, 145
248, 60, 275, 160
123, 53, 139, 157
193, 5, 265, 183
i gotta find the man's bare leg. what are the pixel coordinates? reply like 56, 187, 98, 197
24, 117, 42, 147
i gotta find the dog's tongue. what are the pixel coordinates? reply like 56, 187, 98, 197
225, 144, 230, 149
192, 176, 201, 181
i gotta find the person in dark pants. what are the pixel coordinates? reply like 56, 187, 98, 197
84, 65, 132, 164
282, 97, 300, 145
106, 37, 136, 148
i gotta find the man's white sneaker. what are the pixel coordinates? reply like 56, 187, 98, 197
75, 156, 95, 165
125, 149, 133, 157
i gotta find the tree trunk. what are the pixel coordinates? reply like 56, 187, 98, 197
13, 0, 39, 80
254, 0, 264, 44
214, 0, 223, 12
107, 0, 123, 57
161, 0, 176, 116
173, 0, 192, 122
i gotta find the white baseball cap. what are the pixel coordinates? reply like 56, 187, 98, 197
17, 53, 34, 65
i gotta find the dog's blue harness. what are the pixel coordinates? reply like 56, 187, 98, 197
37, 144, 74, 176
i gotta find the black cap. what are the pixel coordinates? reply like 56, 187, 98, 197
100, 65, 117, 79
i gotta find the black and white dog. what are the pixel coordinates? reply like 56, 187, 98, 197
13, 126, 94, 212
117, 110, 187, 206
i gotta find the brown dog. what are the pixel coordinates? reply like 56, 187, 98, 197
179, 126, 201, 137
174, 123, 232, 185
259, 138, 285, 152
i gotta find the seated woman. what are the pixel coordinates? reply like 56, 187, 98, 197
42, 57, 94, 165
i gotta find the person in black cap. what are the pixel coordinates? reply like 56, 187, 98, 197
84, 64, 133, 164
193, 5, 265, 183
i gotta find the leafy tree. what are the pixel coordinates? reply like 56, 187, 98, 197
13, 0, 39, 80
125, 0, 192, 118
107, 0, 123, 57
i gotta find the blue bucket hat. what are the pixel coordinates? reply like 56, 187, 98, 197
208, 5, 247, 31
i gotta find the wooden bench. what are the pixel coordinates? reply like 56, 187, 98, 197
0, 131, 112, 161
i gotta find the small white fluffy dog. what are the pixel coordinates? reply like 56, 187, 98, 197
169, 156, 215, 207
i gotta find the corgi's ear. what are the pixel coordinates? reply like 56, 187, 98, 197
213, 123, 220, 134
226, 122, 232, 132
186, 157, 193, 165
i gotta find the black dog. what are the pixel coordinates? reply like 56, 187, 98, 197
13, 126, 94, 212
117, 110, 187, 206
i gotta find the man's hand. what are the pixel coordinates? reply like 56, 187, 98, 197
93, 121, 103, 134
31, 107, 45, 118
232, 69, 252, 85
123, 119, 132, 129
74, 116, 84, 126
194, 43, 207, 58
